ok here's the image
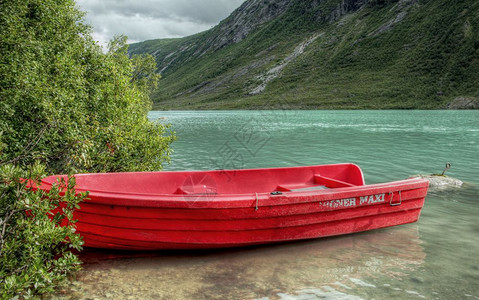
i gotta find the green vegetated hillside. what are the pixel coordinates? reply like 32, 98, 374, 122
129, 0, 479, 109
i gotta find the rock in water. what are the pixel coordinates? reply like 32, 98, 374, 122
410, 175, 463, 190
446, 96, 479, 109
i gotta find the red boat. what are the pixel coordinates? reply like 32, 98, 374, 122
40, 164, 429, 250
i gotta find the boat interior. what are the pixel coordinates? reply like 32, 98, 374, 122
42, 163, 365, 196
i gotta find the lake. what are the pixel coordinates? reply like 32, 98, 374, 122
58, 110, 479, 300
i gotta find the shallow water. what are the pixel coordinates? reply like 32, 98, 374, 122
56, 110, 478, 300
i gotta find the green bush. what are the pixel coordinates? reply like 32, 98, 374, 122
0, 163, 86, 299
0, 0, 175, 174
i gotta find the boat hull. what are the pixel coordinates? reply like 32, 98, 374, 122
40, 164, 429, 250
69, 183, 427, 250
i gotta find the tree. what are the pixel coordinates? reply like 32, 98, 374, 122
0, 0, 175, 174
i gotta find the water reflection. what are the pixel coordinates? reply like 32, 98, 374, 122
56, 225, 424, 299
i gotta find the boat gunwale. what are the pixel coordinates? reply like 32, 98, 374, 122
76, 178, 429, 209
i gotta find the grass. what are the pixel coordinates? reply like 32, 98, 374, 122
130, 0, 479, 110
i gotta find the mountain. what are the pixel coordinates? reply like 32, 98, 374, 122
129, 0, 479, 109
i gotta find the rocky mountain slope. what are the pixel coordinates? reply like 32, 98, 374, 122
129, 0, 479, 109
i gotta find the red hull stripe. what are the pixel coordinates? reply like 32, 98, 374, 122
75, 186, 427, 220
75, 196, 424, 232
79, 208, 423, 250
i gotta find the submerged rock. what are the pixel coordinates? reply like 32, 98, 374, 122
410, 174, 463, 190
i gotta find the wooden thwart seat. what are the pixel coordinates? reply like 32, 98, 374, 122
273, 174, 356, 193
314, 174, 356, 188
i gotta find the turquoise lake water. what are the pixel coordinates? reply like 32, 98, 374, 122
60, 110, 478, 300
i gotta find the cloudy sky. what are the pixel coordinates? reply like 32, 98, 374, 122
76, 0, 245, 48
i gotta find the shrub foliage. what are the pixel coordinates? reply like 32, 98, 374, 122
0, 0, 174, 297
0, 164, 86, 299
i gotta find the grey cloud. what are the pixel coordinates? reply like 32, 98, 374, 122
77, 0, 245, 47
